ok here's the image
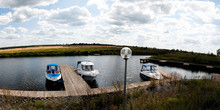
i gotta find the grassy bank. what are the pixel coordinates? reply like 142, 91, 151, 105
0, 44, 220, 66
1, 79, 219, 109
152, 52, 220, 66
0, 44, 171, 58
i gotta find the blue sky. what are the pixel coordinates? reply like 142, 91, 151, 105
0, 0, 220, 54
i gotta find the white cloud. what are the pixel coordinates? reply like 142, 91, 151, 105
17, 27, 28, 33
0, 0, 58, 9
12, 7, 48, 23
46, 6, 91, 26
104, 0, 220, 26
103, 0, 174, 26
87, 0, 109, 10
211, 35, 220, 45
150, 2, 172, 15
183, 38, 199, 44
0, 7, 48, 25
1, 6, 91, 26
4, 26, 17, 33
4, 26, 28, 33
174, 1, 220, 23
0, 0, 220, 54
0, 26, 28, 39
0, 13, 12, 25
31, 21, 74, 38
0, 31, 7, 38
104, 3, 155, 26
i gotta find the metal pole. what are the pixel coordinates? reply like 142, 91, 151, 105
123, 58, 128, 110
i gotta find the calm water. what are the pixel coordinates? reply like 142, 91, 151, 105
0, 55, 211, 91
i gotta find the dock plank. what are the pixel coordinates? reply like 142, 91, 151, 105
60, 65, 91, 96
158, 69, 181, 80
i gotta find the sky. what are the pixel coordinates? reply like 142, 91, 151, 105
0, 0, 220, 54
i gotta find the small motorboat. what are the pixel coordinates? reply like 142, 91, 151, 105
76, 61, 99, 81
45, 64, 62, 81
140, 64, 163, 80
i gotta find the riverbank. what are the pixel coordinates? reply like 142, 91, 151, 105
0, 44, 173, 57
152, 52, 220, 66
0, 43, 220, 66
1, 79, 219, 109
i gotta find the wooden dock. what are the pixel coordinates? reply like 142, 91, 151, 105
60, 65, 92, 96
0, 65, 182, 98
211, 73, 220, 81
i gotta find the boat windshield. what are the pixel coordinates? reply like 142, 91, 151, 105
141, 66, 156, 72
82, 65, 94, 71
47, 66, 57, 71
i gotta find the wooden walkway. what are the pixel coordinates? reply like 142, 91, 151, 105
60, 65, 91, 96
211, 73, 220, 81
0, 65, 180, 98
158, 69, 181, 80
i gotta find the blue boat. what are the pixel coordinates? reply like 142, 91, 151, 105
45, 64, 62, 81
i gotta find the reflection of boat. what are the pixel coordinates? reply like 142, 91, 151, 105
85, 80, 98, 88
140, 64, 163, 80
45, 79, 65, 91
45, 64, 62, 81
76, 61, 99, 81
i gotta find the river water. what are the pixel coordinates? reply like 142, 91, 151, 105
0, 55, 211, 91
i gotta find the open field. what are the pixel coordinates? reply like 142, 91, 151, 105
0, 45, 121, 52
0, 44, 170, 57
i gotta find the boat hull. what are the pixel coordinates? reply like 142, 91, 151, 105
76, 69, 99, 81
45, 73, 62, 82
82, 75, 96, 81
140, 73, 152, 80
140, 72, 163, 80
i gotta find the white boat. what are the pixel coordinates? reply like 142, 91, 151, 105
76, 61, 99, 81
140, 64, 163, 80
45, 64, 62, 82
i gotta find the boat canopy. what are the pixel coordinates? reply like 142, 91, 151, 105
47, 64, 59, 71
142, 64, 157, 67
141, 64, 157, 71
79, 61, 94, 66
47, 64, 58, 67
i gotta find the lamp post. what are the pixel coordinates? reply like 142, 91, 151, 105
120, 47, 132, 110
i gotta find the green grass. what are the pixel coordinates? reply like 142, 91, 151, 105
152, 52, 220, 66
1, 79, 220, 110
0, 45, 171, 58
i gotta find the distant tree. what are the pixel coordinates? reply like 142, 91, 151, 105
217, 49, 220, 56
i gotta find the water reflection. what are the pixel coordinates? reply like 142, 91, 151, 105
85, 80, 98, 88
45, 79, 65, 91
